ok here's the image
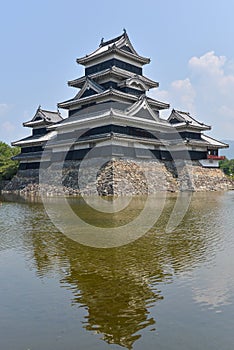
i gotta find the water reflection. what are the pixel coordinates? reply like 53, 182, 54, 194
2, 192, 227, 349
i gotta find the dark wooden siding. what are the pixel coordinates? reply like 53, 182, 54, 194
161, 150, 207, 161
85, 59, 142, 76
21, 146, 43, 153
32, 128, 47, 136
56, 124, 161, 141
51, 145, 161, 162
179, 132, 201, 140
19, 162, 50, 170
19, 162, 40, 170
121, 86, 143, 96
101, 82, 143, 96
81, 88, 98, 98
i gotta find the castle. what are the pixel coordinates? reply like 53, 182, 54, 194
11, 31, 230, 194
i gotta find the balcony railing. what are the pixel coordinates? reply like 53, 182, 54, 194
207, 155, 225, 160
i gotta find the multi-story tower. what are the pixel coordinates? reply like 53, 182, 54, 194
12, 106, 62, 173
11, 31, 229, 193
48, 30, 173, 163
48, 30, 227, 166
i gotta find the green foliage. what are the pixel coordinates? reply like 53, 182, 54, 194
0, 142, 20, 181
219, 158, 234, 178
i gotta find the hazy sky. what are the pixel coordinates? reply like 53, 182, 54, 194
1, 0, 234, 144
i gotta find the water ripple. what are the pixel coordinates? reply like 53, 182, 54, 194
0, 192, 234, 349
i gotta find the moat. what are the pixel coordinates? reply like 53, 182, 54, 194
0, 192, 234, 350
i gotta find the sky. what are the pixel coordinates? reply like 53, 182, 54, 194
1, 0, 234, 145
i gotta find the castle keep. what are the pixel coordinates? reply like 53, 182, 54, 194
11, 31, 230, 194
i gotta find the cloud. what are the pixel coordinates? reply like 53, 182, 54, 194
193, 283, 231, 310
0, 103, 8, 116
151, 78, 196, 117
188, 51, 234, 97
188, 51, 234, 138
192, 247, 234, 310
189, 51, 226, 76
2, 121, 15, 132
0, 121, 16, 144
151, 51, 234, 139
170, 78, 196, 113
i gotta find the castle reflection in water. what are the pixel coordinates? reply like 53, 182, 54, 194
15, 193, 223, 349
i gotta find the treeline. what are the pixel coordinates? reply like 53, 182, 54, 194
219, 158, 234, 178
0, 142, 20, 181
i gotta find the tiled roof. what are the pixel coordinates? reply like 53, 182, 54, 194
74, 77, 105, 100
168, 109, 211, 130
40, 109, 63, 123
77, 31, 150, 65
58, 88, 139, 109
58, 88, 169, 110
68, 66, 158, 89
125, 96, 169, 123
23, 106, 63, 127
12, 131, 57, 146
201, 134, 229, 148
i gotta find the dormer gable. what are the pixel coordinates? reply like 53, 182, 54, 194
100, 29, 139, 57
168, 109, 186, 124
75, 78, 105, 100
168, 109, 211, 130
118, 76, 149, 92
125, 96, 161, 122
23, 106, 63, 128
32, 106, 46, 122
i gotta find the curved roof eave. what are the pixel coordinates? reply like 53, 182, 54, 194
77, 46, 150, 66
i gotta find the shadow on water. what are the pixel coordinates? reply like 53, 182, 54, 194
0, 192, 228, 349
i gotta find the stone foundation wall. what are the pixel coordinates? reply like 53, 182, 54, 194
185, 163, 231, 191
0, 180, 10, 191
3, 158, 232, 196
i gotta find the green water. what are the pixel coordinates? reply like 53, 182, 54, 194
0, 192, 234, 350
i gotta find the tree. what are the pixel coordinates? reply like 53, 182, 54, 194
0, 142, 20, 181
219, 158, 234, 178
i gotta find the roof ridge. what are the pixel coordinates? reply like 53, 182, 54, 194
99, 32, 125, 47
77, 31, 150, 65
40, 108, 60, 114
170, 109, 211, 129
68, 68, 158, 88
183, 112, 209, 127
174, 109, 190, 115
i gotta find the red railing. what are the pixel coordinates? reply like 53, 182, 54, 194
207, 155, 226, 160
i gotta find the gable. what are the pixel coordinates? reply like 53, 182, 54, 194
79, 88, 99, 99
75, 78, 105, 100
32, 110, 45, 122
34, 115, 43, 121
133, 107, 157, 121
169, 117, 183, 124
126, 98, 160, 122
119, 44, 134, 54
128, 79, 148, 91
168, 110, 185, 124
